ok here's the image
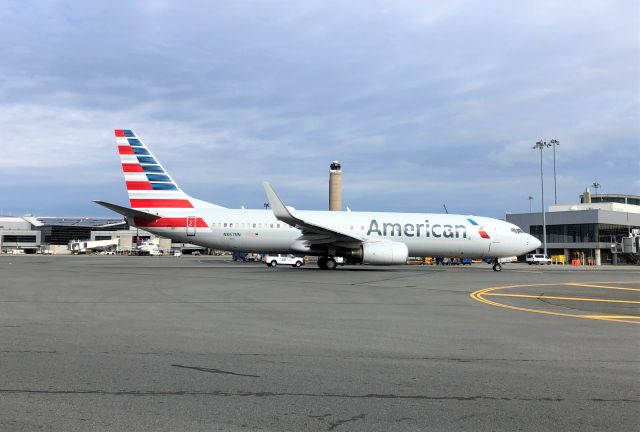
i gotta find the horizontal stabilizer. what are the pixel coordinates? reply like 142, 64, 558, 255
93, 200, 161, 220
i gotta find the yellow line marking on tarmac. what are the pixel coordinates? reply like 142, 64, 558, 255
575, 316, 640, 324
562, 281, 640, 285
483, 293, 640, 304
470, 282, 640, 325
563, 282, 640, 292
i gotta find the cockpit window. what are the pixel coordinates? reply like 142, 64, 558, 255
511, 228, 524, 234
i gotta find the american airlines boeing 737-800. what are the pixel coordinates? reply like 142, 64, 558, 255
95, 130, 541, 271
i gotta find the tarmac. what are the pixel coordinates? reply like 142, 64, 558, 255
0, 255, 638, 431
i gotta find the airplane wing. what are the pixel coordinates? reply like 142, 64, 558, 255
262, 182, 363, 248
93, 200, 161, 221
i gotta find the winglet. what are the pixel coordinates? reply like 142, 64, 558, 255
261, 182, 364, 243
262, 182, 297, 225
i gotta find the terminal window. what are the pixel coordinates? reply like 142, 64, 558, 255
530, 224, 597, 243
3, 235, 36, 243
598, 224, 640, 242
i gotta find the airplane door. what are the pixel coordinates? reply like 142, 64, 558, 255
186, 216, 197, 237
485, 226, 501, 256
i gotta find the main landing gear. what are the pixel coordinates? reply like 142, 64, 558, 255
317, 256, 338, 270
492, 259, 502, 272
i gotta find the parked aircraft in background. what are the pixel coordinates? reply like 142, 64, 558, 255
137, 240, 163, 256
95, 130, 541, 271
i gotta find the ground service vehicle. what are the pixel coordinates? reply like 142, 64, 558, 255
232, 252, 248, 261
526, 254, 551, 265
263, 254, 304, 267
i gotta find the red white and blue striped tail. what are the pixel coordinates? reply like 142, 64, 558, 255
114, 129, 222, 211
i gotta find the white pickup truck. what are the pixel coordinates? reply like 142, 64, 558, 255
526, 254, 551, 265
263, 254, 305, 267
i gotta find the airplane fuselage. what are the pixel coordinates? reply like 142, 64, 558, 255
134, 207, 537, 258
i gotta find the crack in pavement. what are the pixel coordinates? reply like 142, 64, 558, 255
327, 413, 366, 431
308, 413, 331, 419
171, 364, 259, 378
0, 389, 636, 403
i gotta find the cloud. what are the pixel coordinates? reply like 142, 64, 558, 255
0, 0, 637, 216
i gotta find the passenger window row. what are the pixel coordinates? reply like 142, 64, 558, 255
211, 223, 367, 231
214, 222, 292, 229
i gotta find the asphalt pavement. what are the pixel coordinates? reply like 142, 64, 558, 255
0, 256, 638, 431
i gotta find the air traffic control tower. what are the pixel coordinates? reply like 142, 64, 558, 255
329, 161, 342, 211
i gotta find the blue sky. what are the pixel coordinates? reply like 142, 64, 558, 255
0, 0, 638, 218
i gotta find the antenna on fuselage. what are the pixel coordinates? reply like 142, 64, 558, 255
443, 204, 449, 214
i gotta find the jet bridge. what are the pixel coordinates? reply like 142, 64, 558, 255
69, 238, 119, 254
611, 229, 640, 264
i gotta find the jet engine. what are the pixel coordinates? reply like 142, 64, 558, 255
343, 241, 409, 265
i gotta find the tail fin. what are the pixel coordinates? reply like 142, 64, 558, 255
114, 129, 223, 210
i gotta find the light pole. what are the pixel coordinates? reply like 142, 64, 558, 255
592, 182, 601, 202
528, 196, 533, 213
533, 140, 551, 256
550, 139, 559, 204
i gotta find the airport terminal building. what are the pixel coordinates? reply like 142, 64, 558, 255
0, 216, 174, 254
507, 192, 640, 265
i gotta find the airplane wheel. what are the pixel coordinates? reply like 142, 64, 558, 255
317, 257, 328, 269
294, 261, 302, 267
269, 261, 277, 267
326, 258, 337, 270
492, 263, 502, 272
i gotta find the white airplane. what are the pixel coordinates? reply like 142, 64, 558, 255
96, 130, 541, 271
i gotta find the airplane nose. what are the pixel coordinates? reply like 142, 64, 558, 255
529, 235, 541, 250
